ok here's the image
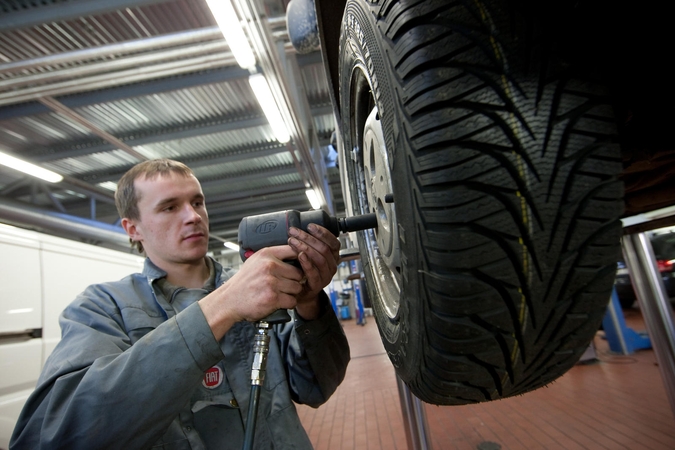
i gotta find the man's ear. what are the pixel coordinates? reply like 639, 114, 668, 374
121, 217, 142, 243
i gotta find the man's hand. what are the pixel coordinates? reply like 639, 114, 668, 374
199, 245, 305, 339
199, 224, 339, 339
287, 223, 341, 320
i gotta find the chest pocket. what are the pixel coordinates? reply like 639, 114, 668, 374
119, 306, 166, 344
190, 361, 237, 413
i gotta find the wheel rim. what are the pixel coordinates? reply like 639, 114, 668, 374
350, 67, 401, 319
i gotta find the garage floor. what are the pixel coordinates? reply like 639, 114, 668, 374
297, 307, 675, 450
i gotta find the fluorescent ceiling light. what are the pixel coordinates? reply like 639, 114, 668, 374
97, 181, 118, 192
205, 0, 256, 70
249, 73, 291, 143
0, 151, 63, 183
305, 189, 321, 210
224, 241, 240, 251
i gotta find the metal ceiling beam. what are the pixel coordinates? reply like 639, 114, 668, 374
0, 41, 230, 91
199, 166, 299, 189
0, 52, 238, 107
7, 146, 296, 206
5, 180, 114, 207
206, 181, 305, 204
207, 192, 309, 218
40, 184, 67, 214
32, 116, 270, 162
57, 203, 119, 225
0, 66, 250, 121
0, 27, 222, 75
53, 176, 115, 204
38, 96, 148, 161
0, 0, 170, 32
209, 194, 311, 215
190, 143, 288, 167
7, 179, 115, 210
31, 104, 330, 162
78, 143, 289, 184
0, 21, 321, 114
0, 178, 30, 196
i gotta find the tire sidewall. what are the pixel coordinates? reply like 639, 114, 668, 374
338, 0, 424, 380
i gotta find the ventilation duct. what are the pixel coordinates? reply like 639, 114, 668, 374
0, 198, 133, 253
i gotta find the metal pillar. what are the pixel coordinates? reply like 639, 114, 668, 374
396, 377, 432, 450
621, 233, 675, 417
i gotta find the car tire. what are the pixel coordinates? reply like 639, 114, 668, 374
338, 0, 623, 405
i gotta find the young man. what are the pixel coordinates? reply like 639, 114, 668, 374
10, 159, 350, 449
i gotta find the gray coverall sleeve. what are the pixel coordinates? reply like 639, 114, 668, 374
277, 291, 351, 408
10, 283, 224, 450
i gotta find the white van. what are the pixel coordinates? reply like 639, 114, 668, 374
0, 224, 143, 449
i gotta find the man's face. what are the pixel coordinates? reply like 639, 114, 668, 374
122, 171, 209, 267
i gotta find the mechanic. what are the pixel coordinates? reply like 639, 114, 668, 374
10, 159, 350, 449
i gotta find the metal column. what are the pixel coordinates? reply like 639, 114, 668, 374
621, 233, 675, 417
396, 377, 432, 450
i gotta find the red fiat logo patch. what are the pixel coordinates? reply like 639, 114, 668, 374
203, 366, 223, 389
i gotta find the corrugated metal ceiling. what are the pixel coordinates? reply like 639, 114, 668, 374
0, 0, 342, 254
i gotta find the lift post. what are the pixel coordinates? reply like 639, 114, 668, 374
621, 233, 675, 417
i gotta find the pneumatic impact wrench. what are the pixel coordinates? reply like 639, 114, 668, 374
237, 209, 378, 450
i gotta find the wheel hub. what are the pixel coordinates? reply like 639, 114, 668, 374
361, 106, 401, 318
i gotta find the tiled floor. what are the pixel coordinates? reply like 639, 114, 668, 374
297, 307, 675, 449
